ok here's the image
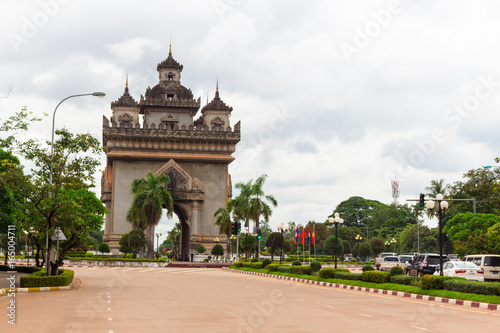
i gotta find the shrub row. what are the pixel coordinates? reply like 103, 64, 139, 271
20, 269, 74, 288
78, 256, 165, 262
290, 266, 312, 275
443, 279, 500, 296
319, 268, 350, 279
390, 275, 420, 286
0, 265, 43, 274
250, 262, 263, 269
335, 272, 363, 281
362, 271, 391, 283
421, 275, 455, 290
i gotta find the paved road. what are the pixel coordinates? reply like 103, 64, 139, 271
1, 266, 499, 332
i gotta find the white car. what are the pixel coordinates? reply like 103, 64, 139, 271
434, 261, 484, 281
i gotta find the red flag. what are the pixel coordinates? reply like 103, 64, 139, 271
301, 227, 305, 244
312, 225, 315, 244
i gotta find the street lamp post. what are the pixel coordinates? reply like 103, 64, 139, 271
46, 92, 105, 275
391, 238, 397, 252
156, 233, 162, 258
329, 213, 344, 269
425, 193, 449, 276
385, 240, 390, 251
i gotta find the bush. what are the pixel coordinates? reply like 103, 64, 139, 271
290, 266, 312, 275
20, 269, 74, 288
350, 258, 357, 263
262, 258, 272, 267
310, 261, 322, 273
0, 265, 43, 274
197, 245, 206, 254
85, 252, 94, 258
335, 272, 363, 281
362, 265, 374, 272
98, 243, 110, 254
443, 279, 500, 296
266, 264, 279, 272
319, 268, 350, 279
241, 262, 251, 268
362, 271, 391, 283
250, 262, 264, 269
391, 275, 420, 286
390, 266, 404, 276
251, 258, 259, 263
233, 261, 242, 268
277, 265, 291, 273
421, 275, 456, 290
292, 260, 301, 266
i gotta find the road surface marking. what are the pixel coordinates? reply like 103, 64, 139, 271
360, 313, 374, 318
297, 298, 305, 302
138, 268, 157, 273
325, 305, 335, 309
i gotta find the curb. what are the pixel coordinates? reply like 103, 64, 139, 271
223, 268, 499, 311
0, 286, 70, 295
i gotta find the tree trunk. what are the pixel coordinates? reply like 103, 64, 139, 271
145, 225, 154, 259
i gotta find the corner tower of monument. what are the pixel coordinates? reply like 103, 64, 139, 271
101, 48, 240, 255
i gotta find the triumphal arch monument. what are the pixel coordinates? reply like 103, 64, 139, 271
101, 48, 240, 256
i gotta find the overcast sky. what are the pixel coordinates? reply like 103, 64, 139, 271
2, 1, 499, 243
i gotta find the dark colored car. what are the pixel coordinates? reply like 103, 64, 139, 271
407, 253, 449, 277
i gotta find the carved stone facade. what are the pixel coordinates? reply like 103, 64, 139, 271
101, 49, 240, 255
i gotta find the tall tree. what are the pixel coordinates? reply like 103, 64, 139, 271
333, 196, 382, 228
233, 174, 277, 258
265, 232, 283, 261
14, 128, 106, 275
448, 168, 500, 215
127, 172, 174, 259
443, 212, 500, 256
214, 199, 233, 258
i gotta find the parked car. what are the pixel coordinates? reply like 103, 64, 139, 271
375, 252, 398, 269
433, 261, 484, 281
407, 253, 449, 277
378, 256, 401, 271
463, 254, 500, 282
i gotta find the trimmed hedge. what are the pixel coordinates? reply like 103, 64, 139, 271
421, 275, 456, 290
310, 261, 322, 273
0, 265, 43, 274
443, 279, 500, 296
251, 258, 259, 263
20, 269, 74, 288
335, 272, 363, 281
65, 257, 167, 262
233, 261, 242, 268
290, 266, 312, 275
266, 264, 279, 272
362, 271, 391, 283
391, 275, 420, 286
362, 265, 374, 272
241, 262, 252, 268
277, 265, 291, 273
262, 258, 272, 267
390, 266, 404, 276
292, 260, 301, 266
319, 268, 350, 279
250, 262, 264, 269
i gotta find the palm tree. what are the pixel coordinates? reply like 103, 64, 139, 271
167, 223, 181, 257
233, 174, 278, 258
425, 179, 449, 219
127, 172, 174, 258
214, 199, 233, 258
